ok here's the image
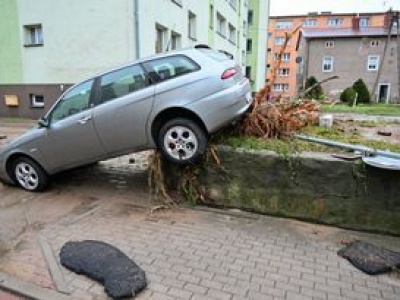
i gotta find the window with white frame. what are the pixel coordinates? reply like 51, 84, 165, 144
188, 11, 197, 40
24, 24, 43, 46
216, 13, 226, 37
277, 68, 290, 76
367, 55, 379, 71
322, 56, 334, 72
359, 17, 369, 27
282, 53, 291, 61
273, 83, 289, 92
325, 40, 335, 48
326, 18, 343, 27
155, 24, 168, 53
228, 24, 236, 44
303, 19, 317, 27
171, 31, 181, 50
30, 94, 44, 108
275, 21, 293, 29
275, 37, 285, 46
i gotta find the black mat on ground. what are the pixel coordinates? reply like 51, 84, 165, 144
337, 240, 400, 275
60, 240, 147, 299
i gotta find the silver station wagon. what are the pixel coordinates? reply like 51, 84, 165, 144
0, 47, 252, 191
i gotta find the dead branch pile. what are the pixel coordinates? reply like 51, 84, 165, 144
238, 98, 321, 138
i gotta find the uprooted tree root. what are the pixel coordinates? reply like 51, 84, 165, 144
147, 146, 225, 209
238, 98, 321, 138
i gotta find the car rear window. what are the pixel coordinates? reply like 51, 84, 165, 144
143, 55, 200, 82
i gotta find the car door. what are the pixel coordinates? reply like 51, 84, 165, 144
92, 64, 155, 156
38, 79, 107, 172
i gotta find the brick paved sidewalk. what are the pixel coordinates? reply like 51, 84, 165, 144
26, 203, 398, 300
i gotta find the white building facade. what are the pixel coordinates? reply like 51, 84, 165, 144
0, 0, 269, 117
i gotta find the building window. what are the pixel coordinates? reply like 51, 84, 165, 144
228, 24, 236, 44
303, 19, 317, 27
248, 10, 254, 25
171, 0, 182, 7
370, 40, 380, 47
282, 53, 291, 61
367, 55, 379, 71
243, 21, 247, 36
216, 13, 226, 37
245, 66, 252, 79
275, 37, 285, 46
24, 24, 43, 46
326, 18, 343, 27
273, 83, 289, 92
325, 40, 335, 48
171, 31, 181, 50
359, 17, 369, 27
322, 56, 334, 72
30, 94, 44, 108
155, 24, 168, 53
246, 39, 253, 52
275, 21, 293, 29
188, 11, 197, 40
209, 4, 214, 29
277, 68, 290, 76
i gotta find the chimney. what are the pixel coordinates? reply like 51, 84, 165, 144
352, 16, 360, 31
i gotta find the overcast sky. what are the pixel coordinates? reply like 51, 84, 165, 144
270, 0, 400, 16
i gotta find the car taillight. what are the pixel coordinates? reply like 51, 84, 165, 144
221, 68, 237, 80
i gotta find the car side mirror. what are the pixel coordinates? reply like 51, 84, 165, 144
38, 117, 50, 128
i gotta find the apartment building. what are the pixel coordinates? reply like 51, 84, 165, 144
298, 24, 399, 103
267, 11, 387, 98
0, 0, 269, 118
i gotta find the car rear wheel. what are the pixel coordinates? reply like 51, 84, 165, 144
11, 157, 48, 192
158, 118, 208, 164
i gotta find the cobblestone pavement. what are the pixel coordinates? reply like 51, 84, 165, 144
0, 121, 400, 300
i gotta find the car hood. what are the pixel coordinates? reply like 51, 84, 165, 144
0, 126, 41, 157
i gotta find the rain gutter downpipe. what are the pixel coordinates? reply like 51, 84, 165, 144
134, 0, 141, 59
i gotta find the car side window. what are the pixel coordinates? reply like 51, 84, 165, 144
143, 55, 200, 82
50, 80, 94, 123
100, 65, 148, 103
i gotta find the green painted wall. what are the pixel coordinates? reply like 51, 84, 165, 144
0, 0, 23, 83
247, 0, 260, 91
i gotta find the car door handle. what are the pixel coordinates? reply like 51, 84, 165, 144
78, 116, 92, 125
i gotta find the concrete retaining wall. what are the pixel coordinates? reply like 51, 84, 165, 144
166, 146, 400, 235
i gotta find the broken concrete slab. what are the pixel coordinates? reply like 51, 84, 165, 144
60, 240, 147, 299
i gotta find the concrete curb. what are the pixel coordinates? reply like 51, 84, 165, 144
0, 272, 70, 300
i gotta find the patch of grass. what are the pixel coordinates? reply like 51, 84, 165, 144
218, 123, 400, 155
322, 103, 400, 116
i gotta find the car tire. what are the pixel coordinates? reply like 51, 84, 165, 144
157, 118, 208, 165
11, 157, 49, 192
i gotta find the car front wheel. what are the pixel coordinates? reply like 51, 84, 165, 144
158, 118, 208, 164
11, 157, 48, 192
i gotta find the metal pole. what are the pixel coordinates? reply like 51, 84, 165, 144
294, 134, 400, 160
134, 0, 141, 59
